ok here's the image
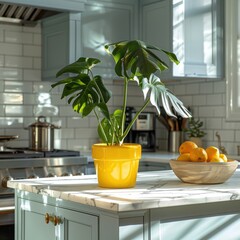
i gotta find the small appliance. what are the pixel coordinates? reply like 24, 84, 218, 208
130, 112, 156, 152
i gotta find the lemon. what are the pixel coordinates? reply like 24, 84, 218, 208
177, 153, 191, 161
219, 153, 228, 162
189, 147, 208, 162
206, 146, 220, 162
179, 141, 198, 154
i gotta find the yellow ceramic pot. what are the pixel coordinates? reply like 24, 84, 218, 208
92, 143, 141, 188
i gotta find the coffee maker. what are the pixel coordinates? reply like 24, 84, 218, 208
130, 112, 156, 152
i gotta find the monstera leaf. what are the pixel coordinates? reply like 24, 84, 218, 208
56, 57, 100, 77
138, 74, 191, 118
105, 40, 179, 80
97, 109, 122, 144
51, 58, 111, 119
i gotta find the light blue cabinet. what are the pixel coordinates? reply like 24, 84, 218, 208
41, 13, 82, 81
140, 0, 171, 80
15, 189, 240, 240
17, 197, 98, 240
15, 191, 148, 240
41, 0, 138, 80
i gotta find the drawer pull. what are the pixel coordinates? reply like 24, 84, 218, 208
45, 213, 62, 226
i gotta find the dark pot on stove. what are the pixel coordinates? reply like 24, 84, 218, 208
26, 116, 61, 151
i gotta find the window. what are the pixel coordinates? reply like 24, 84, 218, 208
172, 0, 224, 78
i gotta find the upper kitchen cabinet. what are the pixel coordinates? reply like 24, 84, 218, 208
140, 0, 171, 79
81, 0, 139, 79
140, 0, 224, 80
41, 13, 81, 81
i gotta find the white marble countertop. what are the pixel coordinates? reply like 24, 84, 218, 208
8, 169, 240, 212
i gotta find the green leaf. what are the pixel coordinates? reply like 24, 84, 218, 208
52, 66, 111, 118
56, 57, 100, 77
105, 40, 180, 79
97, 109, 123, 144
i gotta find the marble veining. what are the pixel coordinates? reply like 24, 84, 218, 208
8, 170, 240, 212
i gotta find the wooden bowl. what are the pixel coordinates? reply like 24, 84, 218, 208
169, 159, 238, 184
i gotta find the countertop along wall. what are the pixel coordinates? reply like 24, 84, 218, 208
0, 22, 239, 155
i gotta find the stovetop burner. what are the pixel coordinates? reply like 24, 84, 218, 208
0, 148, 80, 159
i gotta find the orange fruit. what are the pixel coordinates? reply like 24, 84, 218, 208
220, 153, 228, 162
189, 147, 208, 162
177, 153, 191, 161
179, 141, 198, 154
210, 157, 224, 163
206, 146, 220, 162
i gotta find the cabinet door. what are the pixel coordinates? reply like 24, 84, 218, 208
59, 208, 98, 240
42, 13, 81, 81
141, 0, 171, 80
81, 1, 138, 78
17, 197, 98, 240
18, 200, 59, 240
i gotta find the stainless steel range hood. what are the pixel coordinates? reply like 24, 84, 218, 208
0, 3, 60, 24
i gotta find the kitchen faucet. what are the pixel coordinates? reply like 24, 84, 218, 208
215, 132, 228, 155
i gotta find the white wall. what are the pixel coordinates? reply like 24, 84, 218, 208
0, 22, 239, 155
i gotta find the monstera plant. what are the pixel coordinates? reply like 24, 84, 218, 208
51, 40, 191, 188
51, 40, 191, 145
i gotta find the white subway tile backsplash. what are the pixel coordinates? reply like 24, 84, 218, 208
23, 69, 41, 81
0, 43, 22, 55
33, 57, 41, 69
206, 94, 223, 105
5, 56, 33, 68
5, 31, 33, 44
33, 105, 59, 116
214, 80, 226, 93
0, 29, 3, 42
0, 55, 3, 66
0, 117, 24, 128
192, 95, 207, 106
23, 23, 41, 33
33, 33, 41, 45
4, 81, 33, 93
205, 118, 222, 129
186, 83, 200, 94
0, 105, 4, 116
75, 128, 97, 138
67, 139, 91, 151
199, 82, 214, 94
199, 106, 225, 117
67, 117, 89, 128
23, 45, 41, 57
2, 93, 23, 104
5, 105, 33, 116
60, 128, 74, 139
0, 67, 23, 80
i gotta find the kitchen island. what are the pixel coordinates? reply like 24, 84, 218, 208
8, 169, 240, 240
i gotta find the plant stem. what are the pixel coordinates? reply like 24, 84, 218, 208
93, 108, 108, 145
120, 77, 128, 137
121, 97, 151, 142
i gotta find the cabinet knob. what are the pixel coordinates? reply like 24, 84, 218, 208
45, 213, 62, 226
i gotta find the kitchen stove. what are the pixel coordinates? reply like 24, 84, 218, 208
0, 147, 88, 239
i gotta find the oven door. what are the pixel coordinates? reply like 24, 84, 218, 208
0, 196, 15, 240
